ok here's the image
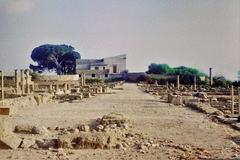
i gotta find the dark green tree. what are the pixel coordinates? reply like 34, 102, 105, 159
29, 44, 81, 74
146, 63, 206, 84
147, 63, 172, 74
213, 76, 232, 87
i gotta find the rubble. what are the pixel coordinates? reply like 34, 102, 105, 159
99, 113, 128, 126
14, 125, 49, 135
138, 81, 240, 132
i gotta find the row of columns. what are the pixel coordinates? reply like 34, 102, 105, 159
231, 86, 240, 117
176, 75, 197, 90
48, 83, 71, 93
0, 69, 32, 104
164, 75, 197, 90
15, 69, 32, 95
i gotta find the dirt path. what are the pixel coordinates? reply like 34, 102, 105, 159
1, 83, 240, 159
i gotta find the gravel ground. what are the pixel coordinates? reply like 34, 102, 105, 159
1, 83, 240, 159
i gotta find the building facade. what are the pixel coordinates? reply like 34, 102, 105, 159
76, 54, 127, 79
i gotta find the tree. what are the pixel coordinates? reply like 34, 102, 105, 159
147, 63, 172, 74
213, 76, 232, 87
146, 63, 206, 84
29, 44, 81, 74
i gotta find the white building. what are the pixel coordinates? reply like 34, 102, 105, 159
76, 54, 127, 79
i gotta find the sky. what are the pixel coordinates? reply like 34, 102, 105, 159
0, 0, 239, 80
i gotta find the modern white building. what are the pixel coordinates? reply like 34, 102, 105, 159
76, 54, 127, 79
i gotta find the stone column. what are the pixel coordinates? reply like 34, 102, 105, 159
83, 73, 86, 86
166, 81, 169, 90
193, 76, 197, 90
56, 84, 59, 92
79, 73, 83, 86
209, 67, 213, 86
49, 84, 53, 93
231, 85, 235, 115
81, 73, 85, 86
238, 87, 240, 118
64, 83, 67, 93
14, 69, 19, 94
176, 75, 180, 90
25, 69, 30, 94
0, 71, 4, 105
20, 69, 25, 95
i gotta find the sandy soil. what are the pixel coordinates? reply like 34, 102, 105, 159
1, 83, 240, 160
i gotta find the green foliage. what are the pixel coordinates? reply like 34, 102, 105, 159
85, 78, 103, 84
146, 63, 207, 84
137, 74, 175, 84
147, 63, 173, 75
213, 76, 232, 87
232, 81, 240, 87
29, 71, 41, 81
104, 77, 124, 83
30, 44, 81, 75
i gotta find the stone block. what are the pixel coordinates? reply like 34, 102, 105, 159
83, 92, 91, 98
168, 94, 182, 105
0, 107, 10, 115
0, 106, 17, 115
0, 118, 22, 149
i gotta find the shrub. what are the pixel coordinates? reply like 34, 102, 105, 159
85, 78, 103, 84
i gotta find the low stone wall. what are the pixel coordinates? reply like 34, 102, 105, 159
4, 94, 54, 108
185, 102, 240, 131
35, 75, 79, 81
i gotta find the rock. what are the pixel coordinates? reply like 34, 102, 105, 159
115, 143, 124, 149
71, 132, 110, 149
95, 125, 104, 131
224, 110, 232, 115
183, 97, 199, 104
56, 137, 72, 149
100, 113, 128, 126
36, 139, 58, 149
14, 125, 49, 135
212, 111, 224, 116
122, 143, 128, 148
119, 123, 129, 130
195, 92, 208, 99
19, 138, 36, 149
139, 149, 146, 154
211, 97, 218, 102
77, 125, 90, 132
168, 94, 182, 105
83, 92, 91, 98
68, 128, 79, 134
0, 118, 22, 149
138, 144, 147, 150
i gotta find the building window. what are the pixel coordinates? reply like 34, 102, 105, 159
92, 74, 95, 78
103, 67, 105, 70
95, 66, 99, 70
105, 74, 108, 78
113, 65, 117, 73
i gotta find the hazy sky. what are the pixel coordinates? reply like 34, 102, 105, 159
0, 0, 239, 80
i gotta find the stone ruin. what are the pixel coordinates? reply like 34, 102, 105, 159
138, 76, 240, 126
0, 113, 130, 150
0, 69, 126, 151
0, 112, 214, 159
0, 69, 125, 114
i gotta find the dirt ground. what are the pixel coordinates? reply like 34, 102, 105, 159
1, 83, 240, 160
